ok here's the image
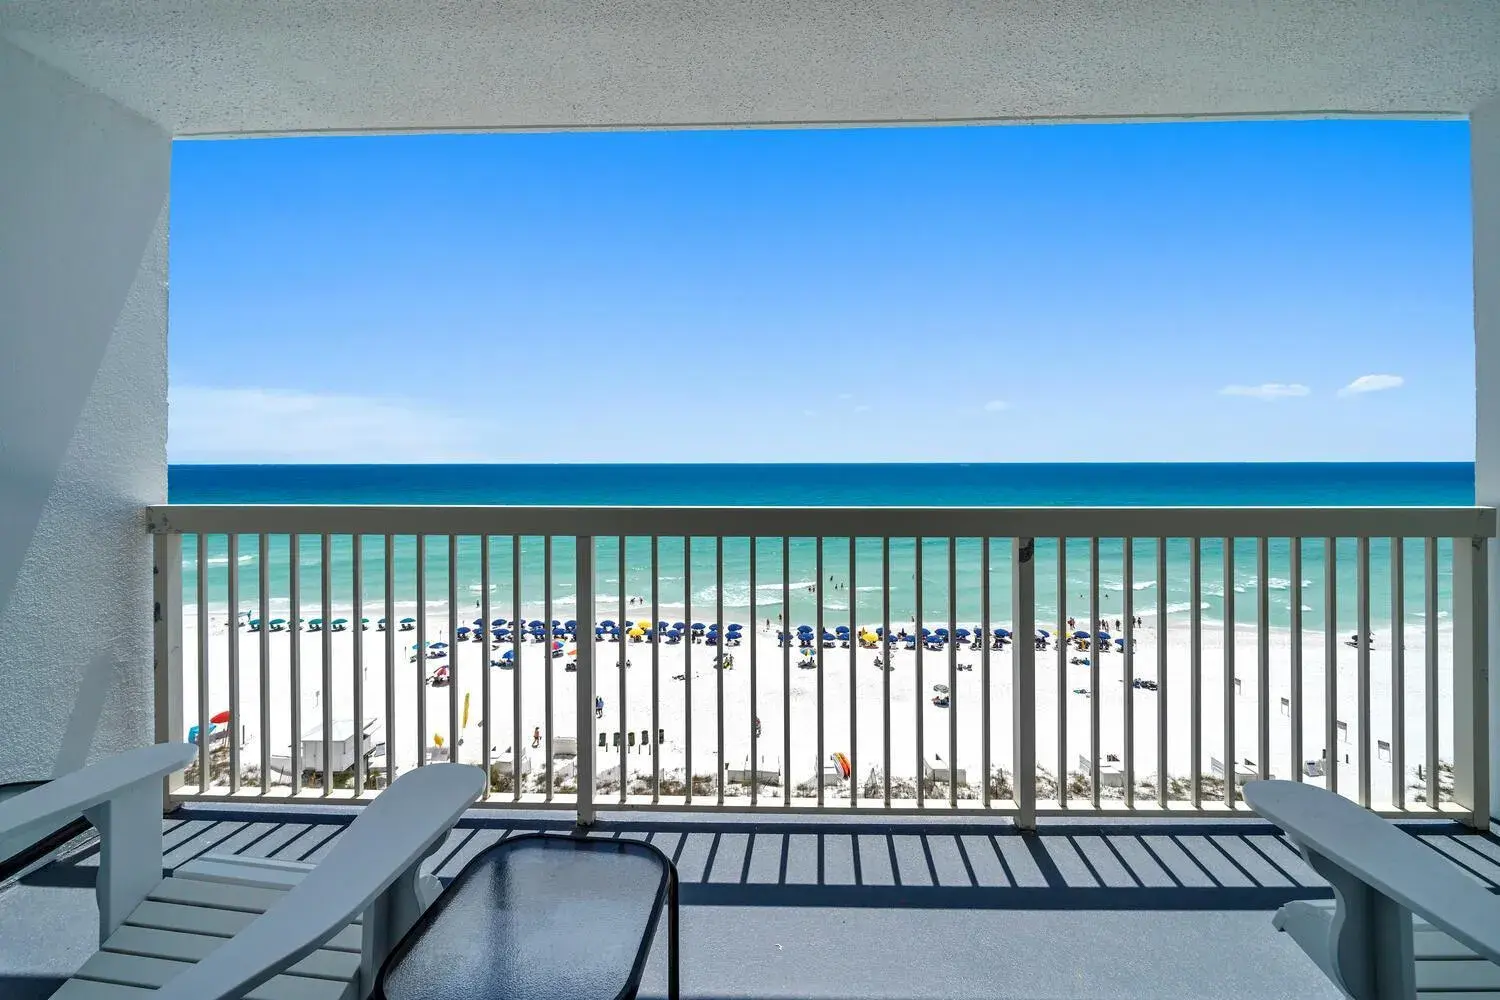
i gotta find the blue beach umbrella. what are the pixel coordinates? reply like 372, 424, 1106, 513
601, 620, 616, 628
1072, 630, 1089, 639
493, 618, 506, 627
955, 628, 971, 638
691, 623, 705, 631
595, 626, 606, 636
1096, 631, 1111, 641
565, 620, 577, 630
997, 628, 1011, 637
672, 622, 686, 631
529, 620, 544, 629
502, 649, 515, 661
473, 619, 484, 627
552, 620, 561, 627
835, 625, 850, 634
431, 642, 448, 649
456, 627, 470, 636
728, 624, 743, 631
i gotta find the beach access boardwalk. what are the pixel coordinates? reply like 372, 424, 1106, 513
25, 803, 1496, 999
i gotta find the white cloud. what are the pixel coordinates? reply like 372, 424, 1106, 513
1338, 374, 1405, 396
853, 404, 872, 413
1218, 383, 1311, 400
169, 385, 499, 463
982, 400, 1010, 412
801, 409, 819, 418
837, 392, 854, 401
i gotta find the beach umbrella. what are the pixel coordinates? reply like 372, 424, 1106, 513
1096, 631, 1111, 641
835, 625, 850, 634
595, 626, 606, 635
1037, 629, 1050, 638
457, 627, 470, 636
529, 620, 544, 628
401, 617, 416, 625
502, 649, 515, 661
309, 618, 323, 626
932, 683, 950, 695
955, 628, 971, 638
473, 619, 484, 627
270, 618, 286, 626
658, 621, 670, 631
821, 631, 837, 642
552, 640, 564, 650
567, 646, 578, 656
628, 627, 645, 638
332, 618, 348, 626
691, 623, 705, 631
210, 710, 231, 725
672, 622, 686, 630
667, 628, 682, 639
431, 642, 448, 649
601, 620, 616, 628
1072, 630, 1088, 639
1115, 637, 1126, 646
636, 620, 651, 629
935, 628, 948, 636
997, 628, 1011, 637
493, 618, 506, 627
565, 620, 578, 630
552, 620, 561, 627
728, 624, 743, 631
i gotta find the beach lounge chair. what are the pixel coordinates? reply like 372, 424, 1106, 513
1246, 779, 1500, 999
0, 742, 484, 1000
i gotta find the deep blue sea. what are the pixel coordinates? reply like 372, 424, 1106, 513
171, 463, 1474, 633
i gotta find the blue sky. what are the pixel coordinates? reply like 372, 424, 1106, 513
169, 121, 1475, 463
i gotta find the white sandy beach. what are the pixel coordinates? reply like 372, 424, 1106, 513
180, 609, 1456, 807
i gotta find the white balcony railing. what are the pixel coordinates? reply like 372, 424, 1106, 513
147, 504, 1495, 827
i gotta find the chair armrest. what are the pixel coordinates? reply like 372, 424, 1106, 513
0, 742, 193, 859
1246, 780, 1500, 967
153, 762, 484, 1000
0, 742, 196, 940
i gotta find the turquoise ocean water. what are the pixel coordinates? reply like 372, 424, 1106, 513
173, 463, 1474, 633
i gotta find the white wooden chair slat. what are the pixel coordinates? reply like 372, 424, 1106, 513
123, 900, 363, 951
146, 876, 292, 914
73, 952, 354, 1000
51, 981, 156, 998
103, 925, 361, 981
175, 855, 317, 890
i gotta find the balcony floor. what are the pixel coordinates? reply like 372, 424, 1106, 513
7, 804, 1499, 999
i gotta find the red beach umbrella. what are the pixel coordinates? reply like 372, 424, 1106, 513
210, 710, 231, 725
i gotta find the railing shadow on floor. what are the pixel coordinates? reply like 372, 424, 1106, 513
23, 806, 1497, 917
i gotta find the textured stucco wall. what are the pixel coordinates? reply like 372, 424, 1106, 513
0, 39, 170, 781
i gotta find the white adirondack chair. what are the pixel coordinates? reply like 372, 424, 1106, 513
1245, 779, 1500, 999
0, 743, 484, 1000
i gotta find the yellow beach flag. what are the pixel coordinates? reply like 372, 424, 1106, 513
462, 691, 471, 729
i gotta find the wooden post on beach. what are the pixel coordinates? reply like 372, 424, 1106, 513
575, 535, 596, 827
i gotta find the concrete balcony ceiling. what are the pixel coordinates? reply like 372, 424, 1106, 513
2, 0, 1500, 137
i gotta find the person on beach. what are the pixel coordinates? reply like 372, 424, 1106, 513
531, 726, 540, 749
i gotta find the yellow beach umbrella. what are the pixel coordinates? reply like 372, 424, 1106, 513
636, 619, 652, 630
628, 627, 645, 638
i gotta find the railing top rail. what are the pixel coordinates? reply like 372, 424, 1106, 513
146, 504, 1497, 539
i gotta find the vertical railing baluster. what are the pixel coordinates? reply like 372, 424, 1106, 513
685, 537, 693, 804
447, 534, 459, 765
1452, 536, 1491, 827
227, 533, 241, 794
651, 535, 661, 804
981, 536, 991, 810
1189, 537, 1201, 809
1257, 538, 1270, 781
196, 533, 210, 793
1089, 536, 1100, 808
915, 537, 925, 809
782, 537, 791, 806
882, 537, 891, 807
1291, 538, 1303, 785
289, 534, 302, 794
749, 537, 758, 807
1426, 537, 1438, 807
849, 537, 858, 810
321, 533, 333, 795
1057, 538, 1068, 809
543, 535, 554, 802
511, 537, 522, 803
947, 536, 958, 809
383, 535, 394, 784
415, 534, 427, 769
716, 536, 725, 806
1223, 537, 1235, 807
1128, 536, 1134, 809
1390, 537, 1404, 809
622, 536, 630, 805
816, 536, 825, 808
353, 535, 365, 796
480, 535, 491, 799
1155, 538, 1167, 808
1324, 537, 1338, 796
1357, 536, 1371, 807
258, 533, 270, 796
576, 535, 595, 826
1013, 537, 1036, 831
1123, 537, 1134, 809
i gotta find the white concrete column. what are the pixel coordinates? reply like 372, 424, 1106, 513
1472, 98, 1500, 822
0, 40, 171, 780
